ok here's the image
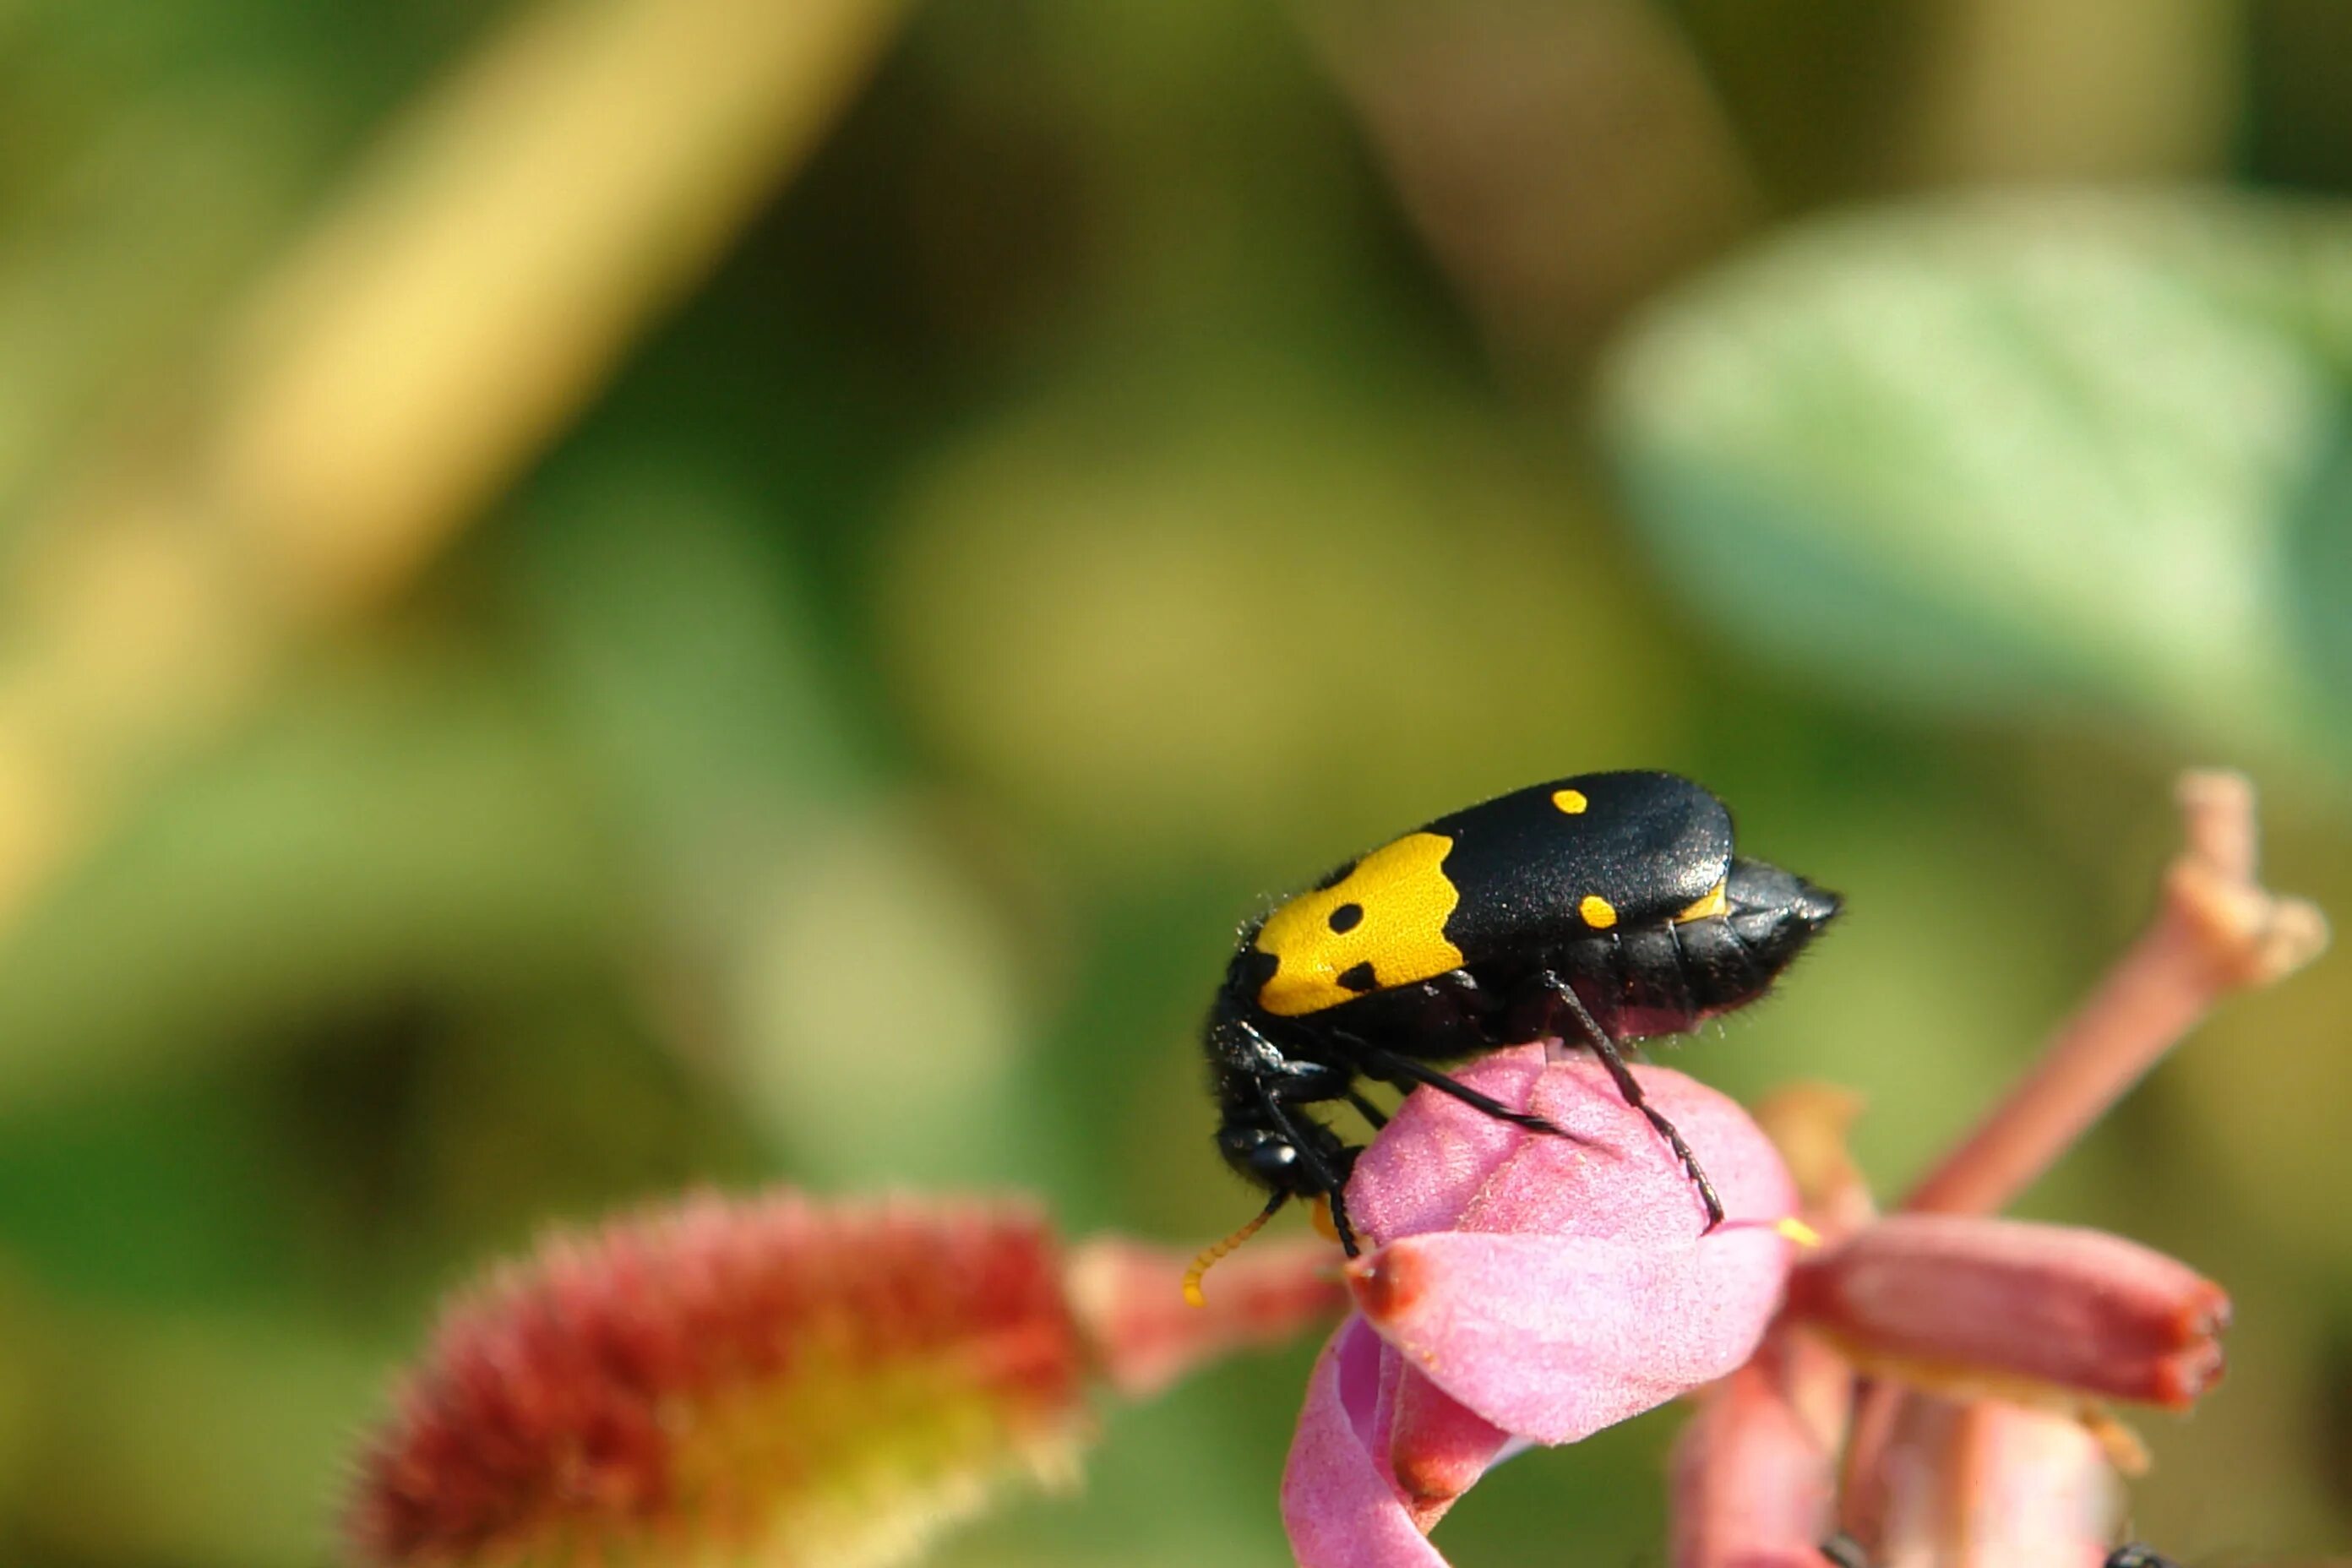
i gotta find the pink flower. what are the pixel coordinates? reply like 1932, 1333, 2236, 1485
1282, 1048, 1805, 1565
1663, 770, 2321, 1568
1865, 1398, 2120, 1568
1668, 1093, 2233, 1568
1675, 1232, 2230, 1568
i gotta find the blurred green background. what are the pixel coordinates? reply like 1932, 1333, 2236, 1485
1, 1, 2348, 1563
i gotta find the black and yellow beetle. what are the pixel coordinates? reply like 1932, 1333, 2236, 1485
1191, 770, 1839, 1287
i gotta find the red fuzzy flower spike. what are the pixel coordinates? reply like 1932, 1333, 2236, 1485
346, 1192, 1092, 1568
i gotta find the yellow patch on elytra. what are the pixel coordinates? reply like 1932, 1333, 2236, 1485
1255, 831, 1464, 1015
1551, 788, 1588, 814
1673, 878, 1728, 923
1578, 893, 1618, 928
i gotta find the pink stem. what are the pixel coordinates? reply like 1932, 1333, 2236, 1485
1903, 770, 2328, 1218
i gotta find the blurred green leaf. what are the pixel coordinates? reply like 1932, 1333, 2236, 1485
511, 464, 1045, 1186
1603, 193, 2352, 778
18, 1304, 384, 1568
881, 362, 1685, 874
0, 646, 618, 1108
0, 1077, 289, 1308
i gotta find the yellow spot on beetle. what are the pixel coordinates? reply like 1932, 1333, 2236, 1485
1255, 832, 1465, 1015
1673, 879, 1729, 923
1551, 788, 1588, 814
1578, 894, 1618, 928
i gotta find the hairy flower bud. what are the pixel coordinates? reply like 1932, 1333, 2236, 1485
346, 1192, 1089, 1568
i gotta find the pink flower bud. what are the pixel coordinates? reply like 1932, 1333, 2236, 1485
1783, 1215, 2230, 1408
1283, 1318, 1455, 1568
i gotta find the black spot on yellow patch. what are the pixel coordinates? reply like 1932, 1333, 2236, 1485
1254, 831, 1463, 1015
1336, 961, 1378, 994
1328, 902, 1364, 934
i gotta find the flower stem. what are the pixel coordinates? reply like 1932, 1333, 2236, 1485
1902, 770, 2328, 1218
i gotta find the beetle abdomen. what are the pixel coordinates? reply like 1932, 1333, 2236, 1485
1582, 856, 1838, 1040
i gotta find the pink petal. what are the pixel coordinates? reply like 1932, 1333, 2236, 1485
1343, 1052, 1799, 1443
1784, 1215, 2230, 1407
1669, 1327, 1853, 1568
1282, 1318, 1455, 1568
1386, 1368, 1512, 1530
1349, 1227, 1788, 1444
1348, 1050, 1795, 1250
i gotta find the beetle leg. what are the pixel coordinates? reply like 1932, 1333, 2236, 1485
1535, 971, 1726, 1230
1345, 1089, 1390, 1130
1349, 1043, 1587, 1146
1817, 1533, 1872, 1568
1252, 1087, 1362, 1255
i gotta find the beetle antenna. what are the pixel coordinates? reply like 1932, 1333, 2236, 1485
1182, 1191, 1289, 1308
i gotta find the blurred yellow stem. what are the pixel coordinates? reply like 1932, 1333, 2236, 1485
209, 0, 906, 614
0, 0, 905, 934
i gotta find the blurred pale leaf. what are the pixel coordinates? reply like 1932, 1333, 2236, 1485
1603, 193, 2352, 777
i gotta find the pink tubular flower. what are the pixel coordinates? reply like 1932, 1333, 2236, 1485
1282, 1048, 1805, 1565
1671, 1090, 2234, 1568
1785, 1216, 2230, 1410
1668, 1326, 1854, 1568
1669, 1086, 1871, 1568
1663, 773, 2324, 1568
